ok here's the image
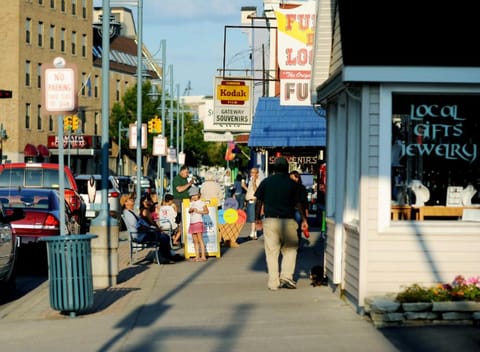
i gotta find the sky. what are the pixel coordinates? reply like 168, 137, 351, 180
93, 0, 265, 96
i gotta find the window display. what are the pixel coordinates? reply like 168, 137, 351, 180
391, 94, 480, 220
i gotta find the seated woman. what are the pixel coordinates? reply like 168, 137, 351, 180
121, 193, 182, 263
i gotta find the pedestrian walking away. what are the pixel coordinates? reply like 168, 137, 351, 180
245, 167, 263, 240
254, 157, 308, 291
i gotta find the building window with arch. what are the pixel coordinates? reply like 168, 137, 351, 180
37, 105, 42, 130
37, 63, 42, 89
94, 75, 99, 98
60, 28, 65, 52
116, 80, 120, 101
71, 0, 76, 15
25, 18, 31, 44
38, 21, 44, 47
82, 0, 87, 19
26, 104, 31, 129
50, 0, 55, 9
71, 31, 76, 55
391, 93, 480, 221
81, 34, 87, 57
61, 0, 65, 13
25, 61, 31, 87
49, 25, 55, 50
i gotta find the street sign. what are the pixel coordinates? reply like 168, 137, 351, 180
152, 136, 167, 156
42, 57, 77, 114
129, 123, 147, 149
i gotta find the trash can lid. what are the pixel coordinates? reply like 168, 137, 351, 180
40, 234, 98, 241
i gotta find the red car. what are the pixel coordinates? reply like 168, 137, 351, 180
0, 204, 24, 296
0, 163, 87, 233
0, 188, 80, 245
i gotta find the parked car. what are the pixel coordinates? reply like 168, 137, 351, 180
0, 188, 80, 245
74, 175, 122, 221
130, 176, 156, 195
0, 163, 87, 233
116, 175, 133, 195
0, 205, 25, 296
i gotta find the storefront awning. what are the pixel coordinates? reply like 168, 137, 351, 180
248, 97, 326, 147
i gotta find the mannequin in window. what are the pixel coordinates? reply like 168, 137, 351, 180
461, 184, 477, 206
409, 180, 430, 206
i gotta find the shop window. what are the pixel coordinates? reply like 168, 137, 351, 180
391, 94, 480, 221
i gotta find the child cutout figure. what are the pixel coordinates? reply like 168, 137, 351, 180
187, 186, 208, 262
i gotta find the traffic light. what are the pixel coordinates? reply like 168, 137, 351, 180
72, 116, 79, 131
64, 116, 72, 131
153, 117, 162, 134
0, 90, 12, 99
148, 119, 154, 133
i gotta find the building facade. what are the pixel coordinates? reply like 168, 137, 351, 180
0, 2, 159, 175
312, 0, 480, 314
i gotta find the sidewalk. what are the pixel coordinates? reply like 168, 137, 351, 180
0, 225, 473, 351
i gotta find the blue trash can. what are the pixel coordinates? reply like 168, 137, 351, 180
41, 234, 97, 317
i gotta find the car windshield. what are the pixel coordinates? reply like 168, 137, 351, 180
0, 168, 74, 189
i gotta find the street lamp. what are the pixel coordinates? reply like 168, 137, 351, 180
106, 0, 143, 210
168, 64, 175, 184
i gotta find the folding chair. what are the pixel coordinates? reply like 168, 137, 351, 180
158, 217, 177, 248
121, 214, 161, 265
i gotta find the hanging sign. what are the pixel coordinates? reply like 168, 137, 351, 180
166, 147, 177, 163
153, 136, 167, 156
275, 1, 316, 106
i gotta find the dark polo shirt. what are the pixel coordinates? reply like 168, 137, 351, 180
254, 173, 301, 219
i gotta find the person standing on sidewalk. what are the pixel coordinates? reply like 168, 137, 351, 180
187, 186, 208, 262
172, 165, 195, 226
254, 157, 308, 290
244, 167, 263, 240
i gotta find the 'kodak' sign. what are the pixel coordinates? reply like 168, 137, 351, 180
216, 80, 249, 105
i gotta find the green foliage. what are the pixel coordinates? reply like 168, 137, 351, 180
109, 81, 251, 173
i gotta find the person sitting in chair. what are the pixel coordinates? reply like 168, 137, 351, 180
121, 193, 183, 264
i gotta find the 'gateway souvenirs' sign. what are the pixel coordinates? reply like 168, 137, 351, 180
211, 77, 253, 133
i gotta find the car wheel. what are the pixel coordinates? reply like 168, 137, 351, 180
0, 266, 17, 300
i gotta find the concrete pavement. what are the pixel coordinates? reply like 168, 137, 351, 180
0, 225, 477, 351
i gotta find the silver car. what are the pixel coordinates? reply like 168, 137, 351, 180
75, 175, 122, 221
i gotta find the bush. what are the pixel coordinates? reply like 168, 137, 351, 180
396, 275, 480, 303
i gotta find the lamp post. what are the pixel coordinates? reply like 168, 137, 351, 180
168, 64, 175, 183
147, 39, 166, 202
91, 0, 142, 289
176, 83, 180, 173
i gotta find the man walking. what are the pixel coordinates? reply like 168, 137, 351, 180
254, 157, 308, 290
